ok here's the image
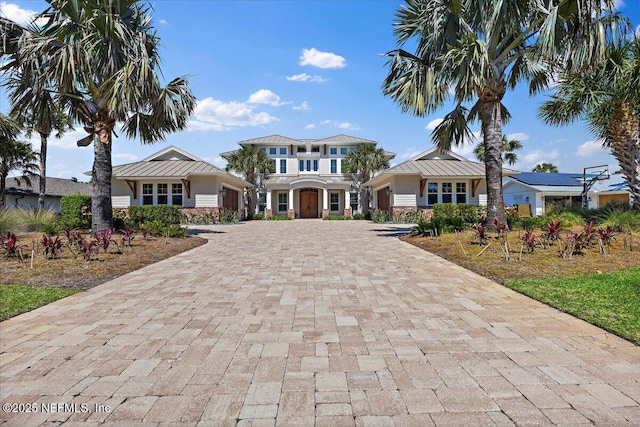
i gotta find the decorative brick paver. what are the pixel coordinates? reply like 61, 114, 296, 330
1, 220, 639, 425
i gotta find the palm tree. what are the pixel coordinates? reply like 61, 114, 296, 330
382, 0, 617, 228
473, 135, 522, 166
3, 0, 196, 233
225, 146, 275, 218
539, 37, 640, 209
342, 143, 390, 216
0, 114, 39, 207
532, 163, 559, 173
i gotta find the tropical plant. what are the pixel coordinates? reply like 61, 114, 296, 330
0, 114, 39, 207
119, 226, 136, 247
95, 229, 119, 253
2, 1, 196, 233
474, 135, 522, 166
225, 146, 275, 219
382, 0, 618, 229
371, 209, 389, 223
472, 223, 488, 245
2, 17, 70, 210
40, 233, 63, 259
519, 229, 537, 253
1, 231, 26, 262
540, 36, 639, 209
532, 163, 559, 173
342, 143, 390, 216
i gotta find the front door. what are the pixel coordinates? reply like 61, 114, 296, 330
377, 188, 389, 212
222, 188, 239, 211
300, 189, 318, 218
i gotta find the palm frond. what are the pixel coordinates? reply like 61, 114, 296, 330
431, 104, 473, 150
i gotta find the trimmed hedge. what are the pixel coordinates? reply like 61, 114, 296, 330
128, 205, 183, 226
60, 194, 92, 230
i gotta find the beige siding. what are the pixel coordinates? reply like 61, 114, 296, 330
112, 196, 131, 208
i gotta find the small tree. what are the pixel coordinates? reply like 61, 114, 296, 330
474, 135, 522, 166
532, 163, 559, 173
0, 114, 39, 207
225, 146, 275, 218
342, 143, 390, 216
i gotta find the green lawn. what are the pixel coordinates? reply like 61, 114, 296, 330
0, 285, 82, 321
505, 266, 640, 345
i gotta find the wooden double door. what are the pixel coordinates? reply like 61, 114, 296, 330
222, 188, 239, 211
299, 189, 319, 218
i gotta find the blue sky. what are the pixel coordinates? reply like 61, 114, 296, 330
2, 0, 639, 181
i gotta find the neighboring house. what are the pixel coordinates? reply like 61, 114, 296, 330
4, 176, 91, 211
111, 146, 252, 214
503, 172, 631, 216
365, 147, 518, 218
221, 134, 395, 218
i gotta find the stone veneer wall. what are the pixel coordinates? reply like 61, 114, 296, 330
389, 206, 433, 222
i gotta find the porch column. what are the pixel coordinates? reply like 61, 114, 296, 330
322, 188, 329, 218
266, 190, 273, 218
343, 190, 351, 217
288, 188, 295, 219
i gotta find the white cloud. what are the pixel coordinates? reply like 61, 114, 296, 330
425, 118, 443, 131
0, 2, 37, 25
158, 19, 168, 25
576, 139, 605, 157
115, 153, 139, 161
286, 73, 328, 83
247, 89, 290, 106
299, 48, 346, 69
293, 101, 310, 111
304, 124, 315, 129
319, 119, 359, 130
188, 97, 279, 131
450, 130, 481, 159
397, 147, 422, 161
203, 156, 226, 167
506, 132, 530, 141
522, 149, 559, 166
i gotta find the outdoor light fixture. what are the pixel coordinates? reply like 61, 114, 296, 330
385, 187, 392, 196
219, 188, 227, 197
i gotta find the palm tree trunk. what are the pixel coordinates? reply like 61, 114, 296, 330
0, 176, 6, 208
479, 98, 506, 229
360, 188, 369, 217
609, 105, 640, 209
38, 132, 47, 210
91, 135, 113, 234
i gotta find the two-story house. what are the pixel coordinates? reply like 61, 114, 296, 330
222, 134, 394, 218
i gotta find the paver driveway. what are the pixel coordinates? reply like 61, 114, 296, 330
1, 220, 639, 426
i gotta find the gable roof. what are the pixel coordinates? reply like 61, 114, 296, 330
366, 147, 517, 187
237, 134, 377, 146
112, 147, 252, 187
5, 176, 91, 197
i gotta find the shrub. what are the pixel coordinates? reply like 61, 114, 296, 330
219, 209, 239, 224
432, 203, 457, 222
60, 194, 92, 230
457, 204, 482, 225
265, 214, 291, 220
352, 212, 365, 220
371, 209, 389, 223
0, 209, 20, 234
597, 208, 640, 233
16, 208, 60, 233
323, 215, 351, 220
128, 205, 183, 226
411, 215, 434, 236
253, 213, 265, 220
162, 224, 188, 238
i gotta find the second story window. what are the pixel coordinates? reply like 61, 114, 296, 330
280, 159, 287, 174
313, 159, 318, 171
269, 147, 276, 155
299, 159, 304, 172
271, 159, 276, 172
330, 147, 337, 155
331, 159, 337, 174
340, 147, 347, 155
280, 147, 287, 155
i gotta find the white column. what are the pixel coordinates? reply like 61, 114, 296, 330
344, 190, 350, 211
289, 189, 294, 210
322, 188, 328, 210
266, 191, 272, 210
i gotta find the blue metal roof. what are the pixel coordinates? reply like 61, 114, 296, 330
512, 172, 583, 186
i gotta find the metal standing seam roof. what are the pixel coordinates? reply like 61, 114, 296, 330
112, 160, 226, 178
383, 159, 489, 177
238, 134, 377, 146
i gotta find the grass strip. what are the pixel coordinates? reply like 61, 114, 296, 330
0, 284, 82, 321
505, 266, 640, 345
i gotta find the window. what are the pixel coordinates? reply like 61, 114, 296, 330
172, 183, 183, 206
279, 147, 287, 155
340, 147, 347, 155
299, 159, 305, 172
456, 182, 467, 203
313, 159, 318, 171
142, 183, 153, 205
278, 193, 287, 212
331, 159, 337, 174
271, 159, 276, 172
157, 183, 168, 205
280, 159, 287, 174
330, 193, 339, 211
350, 192, 359, 212
427, 182, 438, 205
306, 159, 311, 172
258, 193, 266, 213
269, 147, 276, 155
330, 147, 337, 155
259, 147, 266, 153
297, 145, 306, 153
442, 182, 452, 203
